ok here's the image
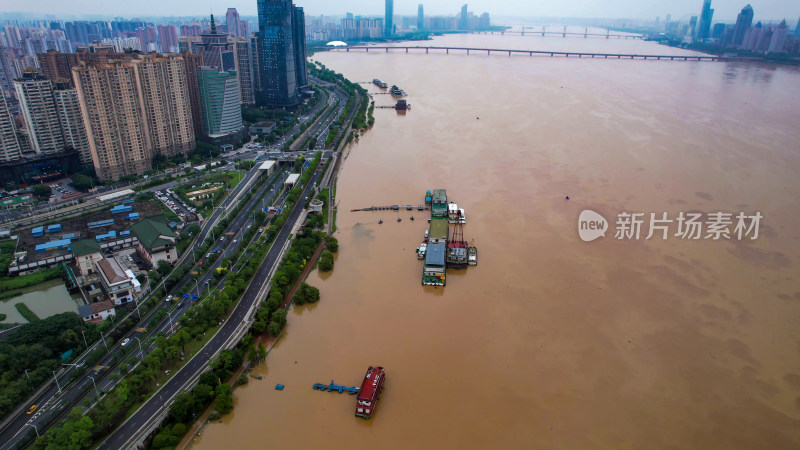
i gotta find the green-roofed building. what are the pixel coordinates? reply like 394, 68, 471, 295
71, 239, 102, 276
131, 215, 178, 267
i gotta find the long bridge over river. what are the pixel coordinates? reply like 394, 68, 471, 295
472, 26, 642, 39
331, 46, 731, 62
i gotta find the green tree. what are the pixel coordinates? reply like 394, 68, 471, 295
31, 184, 51, 197
325, 236, 338, 252
168, 391, 197, 423
267, 321, 282, 336
215, 383, 233, 414
318, 251, 334, 272
70, 174, 94, 191
157, 260, 171, 276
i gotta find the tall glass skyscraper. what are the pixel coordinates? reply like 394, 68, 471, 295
256, 0, 307, 107
198, 67, 243, 137
385, 0, 393, 37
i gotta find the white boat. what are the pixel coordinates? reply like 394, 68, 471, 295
417, 242, 427, 259
458, 208, 466, 224
468, 246, 477, 265
424, 229, 429, 238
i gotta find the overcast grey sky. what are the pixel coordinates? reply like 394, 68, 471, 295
3, 0, 799, 22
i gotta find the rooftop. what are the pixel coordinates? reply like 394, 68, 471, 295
429, 218, 449, 239
432, 189, 447, 203
71, 239, 101, 257
357, 366, 384, 402
77, 300, 115, 317
97, 258, 128, 285
425, 243, 446, 266
130, 215, 176, 250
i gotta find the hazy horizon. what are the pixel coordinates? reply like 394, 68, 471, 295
1, 1, 799, 24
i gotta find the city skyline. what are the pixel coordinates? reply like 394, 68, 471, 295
1, 0, 799, 22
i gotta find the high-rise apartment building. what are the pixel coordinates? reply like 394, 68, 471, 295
256, 0, 303, 106
459, 4, 469, 30
38, 49, 80, 86
417, 4, 425, 30
767, 20, 788, 53
14, 70, 65, 155
732, 4, 754, 47
0, 94, 21, 163
198, 67, 243, 137
182, 52, 205, 135
157, 24, 179, 53
72, 53, 194, 181
385, 0, 394, 37
52, 78, 92, 166
0, 47, 21, 96
226, 8, 241, 37
133, 54, 195, 157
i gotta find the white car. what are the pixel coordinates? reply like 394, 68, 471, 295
121, 338, 131, 347
166, 295, 173, 302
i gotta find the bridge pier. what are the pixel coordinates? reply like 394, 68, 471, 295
508, 50, 512, 56
488, 50, 491, 55
385, 47, 388, 53
446, 49, 449, 54
426, 48, 429, 54
406, 48, 408, 53
529, 51, 533, 56
346, 48, 349, 52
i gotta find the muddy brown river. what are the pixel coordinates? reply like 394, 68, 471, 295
191, 31, 800, 449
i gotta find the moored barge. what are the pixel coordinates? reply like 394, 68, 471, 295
355, 366, 386, 419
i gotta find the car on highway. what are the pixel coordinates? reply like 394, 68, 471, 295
166, 295, 173, 302
121, 338, 131, 347
26, 405, 37, 415
198, 260, 204, 266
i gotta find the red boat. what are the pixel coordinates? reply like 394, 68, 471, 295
355, 366, 385, 419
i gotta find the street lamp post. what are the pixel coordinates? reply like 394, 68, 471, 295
52, 371, 62, 393
100, 333, 108, 349
27, 423, 38, 438
24, 369, 31, 383
204, 279, 211, 294
80, 330, 89, 348
88, 375, 100, 397
134, 337, 144, 359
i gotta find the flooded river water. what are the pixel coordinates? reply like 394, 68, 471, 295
191, 32, 800, 449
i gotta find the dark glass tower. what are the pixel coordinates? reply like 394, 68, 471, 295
696, 0, 714, 41
732, 4, 754, 47
257, 0, 299, 106
385, 0, 393, 37
292, 6, 307, 88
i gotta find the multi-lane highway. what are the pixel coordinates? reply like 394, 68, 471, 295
101, 167, 323, 449
0, 164, 283, 449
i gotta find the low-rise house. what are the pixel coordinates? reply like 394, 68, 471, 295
130, 216, 178, 267
71, 239, 102, 277
78, 300, 116, 323
96, 258, 137, 305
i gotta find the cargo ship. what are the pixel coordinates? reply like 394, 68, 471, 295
389, 85, 407, 96
422, 243, 446, 286
355, 366, 385, 419
446, 217, 469, 269
373, 78, 388, 88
